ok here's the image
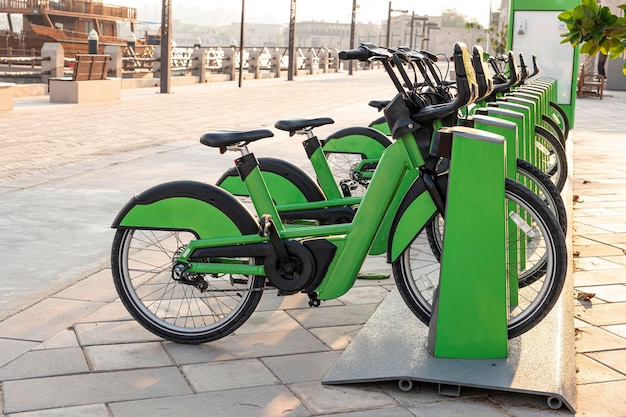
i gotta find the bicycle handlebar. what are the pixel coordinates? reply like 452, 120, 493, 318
491, 51, 519, 94
339, 42, 477, 125
338, 43, 392, 61
530, 54, 540, 78
519, 53, 529, 82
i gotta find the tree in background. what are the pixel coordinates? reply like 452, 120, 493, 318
558, 0, 626, 75
442, 8, 481, 28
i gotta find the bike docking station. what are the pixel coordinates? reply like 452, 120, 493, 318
323, 123, 576, 411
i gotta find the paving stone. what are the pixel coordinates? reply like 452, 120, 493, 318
84, 342, 172, 371
0, 347, 88, 381
404, 397, 512, 417
576, 354, 626, 384
576, 284, 626, 302
288, 381, 397, 415
0, 339, 38, 368
262, 351, 343, 384
572, 224, 613, 235
313, 408, 414, 417
52, 269, 118, 303
0, 298, 104, 342
75, 301, 132, 323
586, 349, 626, 376
287, 304, 379, 329
255, 292, 313, 312
575, 302, 626, 326
182, 358, 279, 392
74, 320, 162, 346
603, 323, 626, 339
575, 233, 626, 245
337, 286, 390, 306
164, 329, 329, 365
2, 367, 192, 414
309, 325, 362, 350
573, 269, 626, 286
235, 310, 304, 335
577, 380, 626, 417
574, 256, 624, 271
108, 385, 310, 417
573, 244, 626, 257
8, 403, 110, 417
574, 325, 626, 353
575, 208, 624, 216
505, 404, 572, 416
33, 329, 80, 350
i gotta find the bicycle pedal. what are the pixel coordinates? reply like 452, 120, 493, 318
258, 214, 273, 237
340, 179, 359, 190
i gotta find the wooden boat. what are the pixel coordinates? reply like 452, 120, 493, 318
0, 0, 140, 56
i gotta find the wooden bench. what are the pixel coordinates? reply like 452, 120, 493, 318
577, 63, 605, 99
72, 54, 110, 81
49, 54, 121, 103
0, 82, 15, 111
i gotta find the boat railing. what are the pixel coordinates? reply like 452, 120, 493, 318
0, 0, 136, 21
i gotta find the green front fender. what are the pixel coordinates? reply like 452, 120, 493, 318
386, 176, 439, 263
112, 180, 259, 238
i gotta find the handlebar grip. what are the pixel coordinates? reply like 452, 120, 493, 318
339, 47, 369, 61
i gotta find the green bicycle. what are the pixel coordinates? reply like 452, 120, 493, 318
110, 43, 567, 344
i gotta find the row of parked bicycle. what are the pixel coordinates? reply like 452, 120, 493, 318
109, 42, 569, 344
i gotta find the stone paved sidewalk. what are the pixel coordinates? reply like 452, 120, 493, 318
0, 73, 625, 416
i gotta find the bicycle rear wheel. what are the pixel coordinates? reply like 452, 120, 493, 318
394, 179, 567, 339
324, 152, 370, 197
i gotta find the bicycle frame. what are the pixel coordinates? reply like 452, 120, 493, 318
176, 115, 437, 300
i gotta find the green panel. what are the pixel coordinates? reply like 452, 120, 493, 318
429, 127, 508, 359
496, 102, 532, 165
322, 135, 387, 159
473, 116, 517, 180
120, 197, 243, 239
509, 0, 580, 12
370, 168, 420, 256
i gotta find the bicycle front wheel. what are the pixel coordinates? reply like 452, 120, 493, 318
534, 125, 568, 192
112, 227, 264, 344
394, 179, 567, 339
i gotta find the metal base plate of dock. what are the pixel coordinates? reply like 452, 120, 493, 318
323, 287, 576, 413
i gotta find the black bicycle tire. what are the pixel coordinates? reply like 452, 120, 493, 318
111, 191, 264, 344
541, 114, 566, 146
534, 125, 568, 192
549, 101, 571, 139
395, 178, 567, 339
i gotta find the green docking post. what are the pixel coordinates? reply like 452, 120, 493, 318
427, 126, 508, 359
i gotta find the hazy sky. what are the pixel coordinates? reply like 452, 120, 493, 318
105, 0, 501, 27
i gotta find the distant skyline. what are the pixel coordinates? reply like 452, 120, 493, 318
105, 0, 501, 27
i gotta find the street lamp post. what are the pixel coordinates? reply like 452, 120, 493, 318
409, 11, 415, 49
288, 0, 296, 81
386, 2, 408, 48
423, 22, 439, 51
160, 0, 172, 94
349, 0, 357, 75
238, 0, 244, 88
